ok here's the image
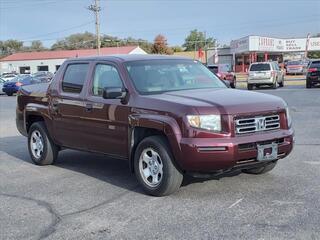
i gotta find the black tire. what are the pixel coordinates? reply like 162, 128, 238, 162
28, 122, 59, 165
6, 92, 13, 96
247, 84, 253, 90
306, 80, 312, 89
279, 79, 284, 87
243, 161, 277, 174
134, 136, 183, 196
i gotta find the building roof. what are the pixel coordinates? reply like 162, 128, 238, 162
66, 54, 192, 63
0, 46, 140, 62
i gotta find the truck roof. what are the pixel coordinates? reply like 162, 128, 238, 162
66, 54, 194, 63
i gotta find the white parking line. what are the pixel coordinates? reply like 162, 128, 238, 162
228, 198, 243, 209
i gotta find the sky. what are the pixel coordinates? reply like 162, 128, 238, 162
0, 0, 320, 48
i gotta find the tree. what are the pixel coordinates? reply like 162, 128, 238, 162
51, 32, 96, 50
0, 39, 23, 57
183, 29, 215, 51
172, 46, 183, 52
151, 34, 173, 55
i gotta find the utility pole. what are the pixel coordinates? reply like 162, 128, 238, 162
88, 0, 101, 55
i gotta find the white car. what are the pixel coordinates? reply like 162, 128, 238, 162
247, 62, 284, 90
0, 78, 5, 94
1, 73, 17, 82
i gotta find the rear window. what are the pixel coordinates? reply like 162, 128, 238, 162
62, 63, 89, 93
287, 61, 301, 65
207, 66, 218, 73
249, 64, 270, 71
310, 61, 320, 68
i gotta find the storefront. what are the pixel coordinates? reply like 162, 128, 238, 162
230, 35, 320, 72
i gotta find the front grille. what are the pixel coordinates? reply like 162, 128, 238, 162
235, 114, 280, 134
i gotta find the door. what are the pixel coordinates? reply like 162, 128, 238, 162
51, 62, 90, 149
82, 62, 129, 158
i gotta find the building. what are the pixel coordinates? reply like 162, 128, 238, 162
0, 46, 147, 74
206, 35, 320, 72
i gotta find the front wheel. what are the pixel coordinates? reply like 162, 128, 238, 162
306, 80, 312, 88
134, 136, 183, 196
28, 122, 59, 165
242, 161, 277, 174
247, 84, 253, 90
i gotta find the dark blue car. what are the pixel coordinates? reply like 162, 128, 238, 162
2, 75, 41, 96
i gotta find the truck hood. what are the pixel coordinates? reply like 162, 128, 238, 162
146, 88, 286, 115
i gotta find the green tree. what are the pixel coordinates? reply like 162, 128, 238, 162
151, 34, 173, 55
172, 46, 183, 52
183, 29, 215, 51
51, 32, 95, 50
0, 39, 23, 57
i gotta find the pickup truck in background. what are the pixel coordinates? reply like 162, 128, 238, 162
16, 55, 294, 196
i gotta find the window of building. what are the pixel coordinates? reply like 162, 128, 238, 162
19, 66, 30, 74
62, 63, 89, 93
37, 65, 49, 71
92, 64, 123, 96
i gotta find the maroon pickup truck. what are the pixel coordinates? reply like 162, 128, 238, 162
16, 55, 294, 196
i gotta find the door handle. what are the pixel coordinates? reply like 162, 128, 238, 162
85, 103, 93, 112
52, 101, 59, 113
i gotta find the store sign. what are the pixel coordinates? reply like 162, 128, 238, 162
231, 36, 320, 53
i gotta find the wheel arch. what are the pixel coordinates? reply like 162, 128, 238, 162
128, 114, 183, 173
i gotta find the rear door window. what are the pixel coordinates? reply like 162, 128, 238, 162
250, 64, 271, 71
310, 61, 320, 68
62, 63, 89, 93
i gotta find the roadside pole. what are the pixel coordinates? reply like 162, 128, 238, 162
88, 0, 101, 55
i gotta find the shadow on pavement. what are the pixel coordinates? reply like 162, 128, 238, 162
1, 135, 242, 193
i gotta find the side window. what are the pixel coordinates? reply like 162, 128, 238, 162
62, 63, 89, 93
92, 64, 123, 96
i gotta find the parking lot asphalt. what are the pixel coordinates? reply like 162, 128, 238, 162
0, 86, 320, 240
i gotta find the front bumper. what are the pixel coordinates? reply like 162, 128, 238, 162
178, 129, 294, 172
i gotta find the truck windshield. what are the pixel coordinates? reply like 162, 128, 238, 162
126, 60, 226, 94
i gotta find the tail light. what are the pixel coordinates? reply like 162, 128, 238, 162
308, 68, 317, 73
271, 71, 276, 77
217, 73, 221, 78
15, 82, 23, 87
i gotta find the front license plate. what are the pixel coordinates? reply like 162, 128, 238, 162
257, 143, 278, 161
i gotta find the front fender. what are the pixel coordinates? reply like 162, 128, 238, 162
129, 114, 184, 170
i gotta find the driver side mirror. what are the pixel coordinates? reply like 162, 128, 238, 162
102, 87, 126, 99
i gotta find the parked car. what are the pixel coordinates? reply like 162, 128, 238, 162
1, 73, 17, 82
286, 60, 308, 75
207, 64, 236, 88
32, 71, 54, 82
2, 75, 41, 96
247, 62, 284, 90
0, 78, 5, 94
306, 60, 320, 88
16, 55, 293, 196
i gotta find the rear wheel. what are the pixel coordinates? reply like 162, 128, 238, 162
247, 84, 253, 90
28, 122, 59, 165
243, 161, 277, 174
134, 136, 183, 196
6, 92, 13, 96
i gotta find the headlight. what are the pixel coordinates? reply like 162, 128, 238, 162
187, 115, 221, 131
285, 106, 292, 128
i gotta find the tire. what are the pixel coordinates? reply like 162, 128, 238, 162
28, 122, 59, 165
306, 80, 312, 89
230, 82, 235, 88
6, 92, 13, 96
243, 161, 277, 174
247, 84, 253, 90
279, 78, 284, 87
134, 136, 183, 196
